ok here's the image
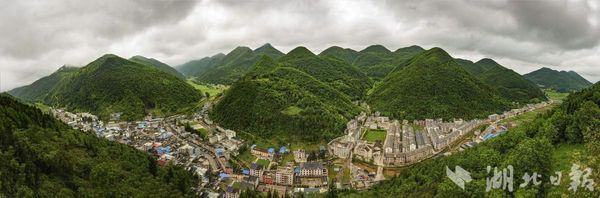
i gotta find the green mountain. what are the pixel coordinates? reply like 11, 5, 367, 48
321, 45, 425, 80
348, 82, 600, 197
319, 46, 358, 64
280, 47, 373, 99
129, 55, 185, 79
181, 44, 286, 84
455, 58, 490, 75
475, 58, 547, 103
176, 53, 225, 77
368, 48, 510, 120
0, 94, 197, 197
211, 55, 361, 142
9, 54, 203, 120
524, 67, 593, 92
8, 65, 78, 101
253, 43, 284, 59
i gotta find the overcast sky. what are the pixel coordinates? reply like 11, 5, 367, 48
1, 0, 599, 91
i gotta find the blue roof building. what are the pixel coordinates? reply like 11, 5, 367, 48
219, 173, 229, 180
242, 169, 250, 175
250, 144, 257, 150
279, 146, 287, 154
215, 148, 224, 157
267, 148, 275, 154
157, 146, 172, 155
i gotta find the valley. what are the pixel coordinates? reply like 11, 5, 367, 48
4, 44, 598, 197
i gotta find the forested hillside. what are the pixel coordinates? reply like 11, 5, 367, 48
320, 45, 424, 80
9, 54, 203, 121
368, 48, 510, 120
476, 59, 547, 103
524, 67, 592, 92
180, 44, 285, 84
176, 53, 225, 78
345, 82, 600, 197
211, 56, 361, 142
279, 47, 373, 100
0, 94, 197, 197
455, 58, 547, 103
8, 66, 78, 101
129, 55, 186, 79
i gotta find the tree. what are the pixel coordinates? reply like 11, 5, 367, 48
307, 151, 317, 161
576, 101, 600, 155
327, 181, 338, 198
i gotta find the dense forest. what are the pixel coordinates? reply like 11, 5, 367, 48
9, 54, 203, 121
458, 58, 547, 103
177, 44, 285, 84
369, 48, 511, 120
211, 56, 361, 142
8, 65, 78, 102
344, 82, 600, 197
524, 67, 593, 92
129, 55, 186, 80
278, 47, 373, 100
0, 94, 197, 197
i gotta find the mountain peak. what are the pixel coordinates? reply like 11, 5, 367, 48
229, 46, 253, 55
476, 58, 501, 66
417, 47, 453, 63
256, 43, 274, 49
90, 54, 127, 66
285, 46, 315, 57
57, 65, 78, 72
247, 55, 279, 77
360, 45, 391, 53
395, 45, 425, 53
254, 43, 284, 57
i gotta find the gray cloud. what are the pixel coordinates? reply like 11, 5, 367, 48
1, 0, 599, 91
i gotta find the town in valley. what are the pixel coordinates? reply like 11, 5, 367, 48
50, 97, 551, 197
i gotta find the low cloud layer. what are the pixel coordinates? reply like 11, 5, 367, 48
1, 0, 599, 91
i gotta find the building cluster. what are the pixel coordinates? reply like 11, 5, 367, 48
51, 108, 100, 132
50, 108, 246, 193
224, 161, 329, 198
488, 101, 549, 122
328, 111, 481, 167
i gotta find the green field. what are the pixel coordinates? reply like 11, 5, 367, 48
237, 149, 256, 164
186, 80, 228, 99
342, 167, 351, 183
363, 129, 387, 142
502, 103, 555, 125
280, 153, 295, 165
239, 130, 324, 151
34, 102, 50, 113
281, 105, 303, 116
544, 89, 570, 102
256, 159, 270, 167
